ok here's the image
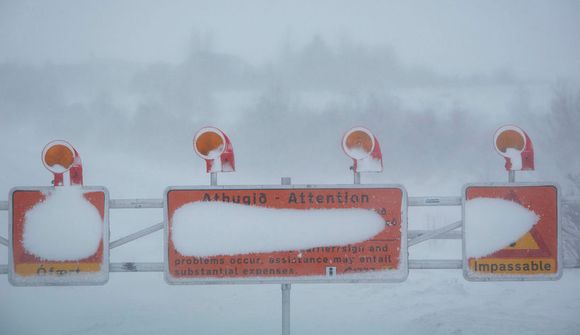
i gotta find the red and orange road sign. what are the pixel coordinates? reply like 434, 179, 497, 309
164, 185, 407, 284
9, 187, 109, 286
462, 184, 561, 281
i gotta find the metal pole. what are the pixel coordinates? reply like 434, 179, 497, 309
210, 172, 218, 186
281, 283, 291, 335
508, 170, 515, 183
354, 172, 361, 185
280, 177, 292, 335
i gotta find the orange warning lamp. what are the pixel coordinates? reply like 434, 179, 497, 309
342, 126, 383, 173
193, 127, 235, 173
41, 140, 83, 186
493, 125, 534, 171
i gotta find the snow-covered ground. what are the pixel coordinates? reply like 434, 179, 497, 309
1, 269, 579, 335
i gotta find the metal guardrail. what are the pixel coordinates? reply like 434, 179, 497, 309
1, 196, 580, 276
1, 193, 579, 335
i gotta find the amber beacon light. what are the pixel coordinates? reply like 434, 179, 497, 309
493, 125, 534, 172
41, 140, 83, 186
342, 126, 383, 174
193, 127, 235, 174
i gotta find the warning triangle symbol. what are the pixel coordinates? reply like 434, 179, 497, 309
506, 232, 540, 250
492, 227, 551, 258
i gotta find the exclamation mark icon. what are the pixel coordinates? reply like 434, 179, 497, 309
326, 267, 337, 277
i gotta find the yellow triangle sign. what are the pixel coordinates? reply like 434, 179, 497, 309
506, 232, 540, 250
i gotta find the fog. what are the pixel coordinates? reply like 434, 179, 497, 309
1, 1, 580, 334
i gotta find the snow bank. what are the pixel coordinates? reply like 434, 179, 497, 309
23, 187, 103, 261
171, 202, 385, 257
465, 198, 539, 258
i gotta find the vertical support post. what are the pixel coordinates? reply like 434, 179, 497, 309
281, 283, 291, 335
210, 172, 218, 186
354, 172, 361, 185
280, 177, 291, 335
508, 170, 515, 183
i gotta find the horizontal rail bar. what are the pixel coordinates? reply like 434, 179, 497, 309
408, 221, 463, 247
109, 199, 163, 209
409, 196, 462, 206
110, 222, 164, 249
110, 262, 164, 272
1, 259, 580, 275
408, 230, 462, 239
410, 259, 462, 269
0, 228, 568, 249
0, 196, 578, 211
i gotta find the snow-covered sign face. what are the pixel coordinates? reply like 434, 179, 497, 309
342, 127, 375, 160
462, 184, 561, 281
9, 186, 110, 286
41, 140, 76, 173
164, 185, 407, 284
194, 127, 225, 160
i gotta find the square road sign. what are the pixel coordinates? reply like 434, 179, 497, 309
462, 183, 561, 281
9, 186, 109, 286
165, 184, 408, 284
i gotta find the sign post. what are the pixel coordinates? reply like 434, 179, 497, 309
9, 141, 109, 286
463, 126, 559, 281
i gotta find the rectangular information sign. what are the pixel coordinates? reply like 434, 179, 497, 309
164, 185, 407, 284
9, 186, 109, 286
462, 183, 561, 281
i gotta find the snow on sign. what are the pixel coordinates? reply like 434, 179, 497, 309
9, 186, 109, 286
462, 183, 561, 281
164, 185, 407, 284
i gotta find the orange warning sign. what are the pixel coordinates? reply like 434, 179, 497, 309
463, 184, 561, 281
164, 185, 407, 284
9, 187, 109, 286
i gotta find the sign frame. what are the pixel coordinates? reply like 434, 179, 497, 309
8, 186, 110, 286
164, 184, 408, 285
462, 182, 562, 281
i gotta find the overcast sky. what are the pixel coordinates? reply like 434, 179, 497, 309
1, 0, 579, 80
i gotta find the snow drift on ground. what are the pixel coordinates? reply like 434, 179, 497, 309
171, 202, 385, 256
23, 186, 103, 261
464, 198, 539, 258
